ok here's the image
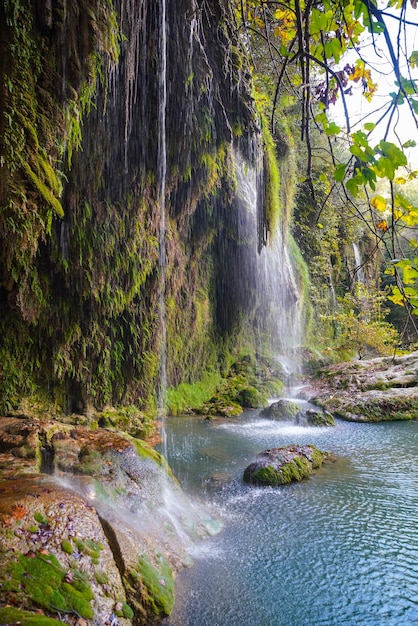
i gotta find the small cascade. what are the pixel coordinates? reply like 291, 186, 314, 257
352, 242, 366, 285
273, 354, 301, 394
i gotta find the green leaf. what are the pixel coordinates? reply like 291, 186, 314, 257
409, 51, 418, 69
346, 177, 360, 196
350, 145, 366, 160
363, 122, 376, 131
351, 130, 370, 148
334, 163, 347, 182
395, 77, 418, 95
325, 121, 341, 136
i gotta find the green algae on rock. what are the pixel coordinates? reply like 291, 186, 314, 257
243, 445, 327, 487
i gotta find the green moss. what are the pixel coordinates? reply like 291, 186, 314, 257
23, 162, 64, 218
234, 386, 266, 408
34, 511, 48, 525
167, 370, 222, 415
262, 399, 301, 421
136, 554, 175, 617
1, 552, 94, 619
250, 464, 284, 486
74, 538, 86, 552
98, 405, 155, 439
61, 539, 74, 555
115, 601, 134, 619
0, 607, 64, 625
308, 445, 326, 468
95, 570, 109, 585
261, 118, 281, 235
244, 445, 326, 486
335, 397, 418, 422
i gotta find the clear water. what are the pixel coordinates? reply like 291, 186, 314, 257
158, 413, 418, 626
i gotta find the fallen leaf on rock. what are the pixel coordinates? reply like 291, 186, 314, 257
11, 504, 28, 519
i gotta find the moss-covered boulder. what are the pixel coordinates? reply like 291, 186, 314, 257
304, 408, 335, 426
194, 356, 285, 417
243, 445, 327, 486
0, 418, 219, 625
260, 399, 301, 421
0, 474, 129, 625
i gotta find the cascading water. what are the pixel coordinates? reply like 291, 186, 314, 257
158, 0, 168, 444
231, 146, 302, 358
352, 242, 366, 285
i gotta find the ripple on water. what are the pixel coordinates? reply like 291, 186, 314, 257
162, 417, 418, 626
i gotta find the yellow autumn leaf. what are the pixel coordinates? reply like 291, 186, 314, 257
393, 208, 403, 220
394, 176, 407, 184
400, 209, 418, 226
376, 220, 388, 232
370, 195, 387, 211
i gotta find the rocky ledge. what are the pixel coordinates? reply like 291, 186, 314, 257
0, 418, 218, 626
307, 351, 418, 422
243, 445, 327, 487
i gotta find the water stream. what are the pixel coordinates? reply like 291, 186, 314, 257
159, 412, 418, 625
158, 0, 168, 445
353, 242, 366, 285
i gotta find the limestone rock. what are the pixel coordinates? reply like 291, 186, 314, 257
308, 351, 418, 422
303, 408, 335, 427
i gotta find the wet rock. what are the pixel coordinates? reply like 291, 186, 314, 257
0, 418, 218, 625
243, 444, 327, 486
0, 474, 129, 625
260, 399, 301, 421
260, 400, 335, 426
303, 408, 335, 427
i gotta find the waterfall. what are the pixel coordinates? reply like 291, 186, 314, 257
158, 0, 168, 431
352, 242, 366, 285
232, 147, 302, 357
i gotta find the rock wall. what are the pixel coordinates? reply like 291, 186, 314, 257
0, 0, 274, 414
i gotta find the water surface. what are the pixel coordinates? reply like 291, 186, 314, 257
159, 413, 418, 626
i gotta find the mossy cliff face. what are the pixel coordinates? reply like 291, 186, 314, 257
0, 0, 304, 415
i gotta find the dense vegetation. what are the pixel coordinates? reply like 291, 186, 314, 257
0, 0, 417, 421
235, 0, 418, 355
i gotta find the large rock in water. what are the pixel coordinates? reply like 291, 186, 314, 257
243, 444, 326, 486
260, 399, 301, 421
308, 351, 418, 422
260, 399, 335, 426
0, 418, 218, 625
